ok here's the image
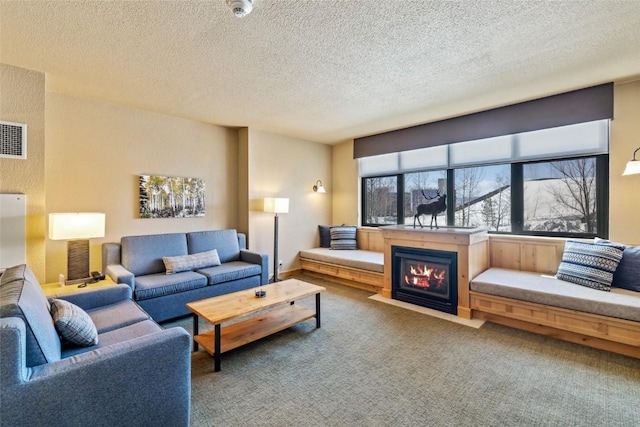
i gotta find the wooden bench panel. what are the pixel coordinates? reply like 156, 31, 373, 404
300, 258, 383, 293
470, 291, 640, 358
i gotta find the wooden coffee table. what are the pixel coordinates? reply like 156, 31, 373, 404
186, 278, 326, 371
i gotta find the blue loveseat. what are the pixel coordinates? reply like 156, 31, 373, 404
103, 229, 268, 322
0, 264, 191, 427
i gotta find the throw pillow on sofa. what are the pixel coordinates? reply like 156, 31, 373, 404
163, 249, 221, 274
49, 298, 99, 347
556, 239, 625, 291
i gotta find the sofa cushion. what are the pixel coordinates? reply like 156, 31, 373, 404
163, 249, 221, 274
61, 319, 162, 358
134, 271, 208, 301
196, 261, 262, 285
471, 268, 640, 322
330, 226, 357, 250
187, 230, 241, 263
86, 299, 151, 334
556, 239, 624, 291
49, 298, 99, 347
0, 264, 61, 366
122, 233, 189, 276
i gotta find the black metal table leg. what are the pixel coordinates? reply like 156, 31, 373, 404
316, 293, 321, 328
192, 314, 199, 352
214, 324, 221, 372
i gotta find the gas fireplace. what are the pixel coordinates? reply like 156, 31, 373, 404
392, 246, 458, 315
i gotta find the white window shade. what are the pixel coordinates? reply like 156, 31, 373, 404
449, 135, 513, 167
400, 145, 448, 171
358, 153, 399, 177
517, 120, 609, 160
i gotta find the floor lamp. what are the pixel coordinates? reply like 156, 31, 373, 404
49, 213, 105, 282
263, 197, 289, 282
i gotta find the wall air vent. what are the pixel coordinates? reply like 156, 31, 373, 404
0, 121, 27, 159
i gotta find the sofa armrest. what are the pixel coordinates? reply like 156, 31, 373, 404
56, 284, 133, 310
105, 263, 135, 289
241, 249, 269, 285
1, 321, 191, 426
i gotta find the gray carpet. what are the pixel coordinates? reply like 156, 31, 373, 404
163, 275, 640, 427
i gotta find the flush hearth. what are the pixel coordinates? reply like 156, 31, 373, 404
392, 246, 458, 315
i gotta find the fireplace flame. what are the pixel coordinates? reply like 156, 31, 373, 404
404, 263, 447, 289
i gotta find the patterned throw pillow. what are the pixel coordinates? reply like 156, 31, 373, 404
330, 226, 357, 250
556, 240, 625, 291
163, 249, 221, 274
49, 298, 99, 347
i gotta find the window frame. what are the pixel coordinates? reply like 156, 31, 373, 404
360, 154, 609, 239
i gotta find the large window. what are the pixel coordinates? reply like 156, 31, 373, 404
523, 158, 599, 234
360, 120, 609, 238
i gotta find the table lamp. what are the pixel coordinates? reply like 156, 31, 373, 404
49, 213, 105, 281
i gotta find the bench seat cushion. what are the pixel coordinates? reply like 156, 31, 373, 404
134, 271, 207, 301
196, 261, 261, 285
471, 268, 640, 322
299, 248, 384, 273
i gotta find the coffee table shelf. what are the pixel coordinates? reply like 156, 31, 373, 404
193, 304, 316, 355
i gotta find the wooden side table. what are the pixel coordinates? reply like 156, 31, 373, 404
42, 276, 115, 297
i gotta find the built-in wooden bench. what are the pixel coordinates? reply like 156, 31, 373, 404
299, 229, 640, 358
299, 228, 384, 293
470, 235, 640, 358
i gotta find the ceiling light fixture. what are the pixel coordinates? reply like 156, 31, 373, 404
226, 0, 253, 18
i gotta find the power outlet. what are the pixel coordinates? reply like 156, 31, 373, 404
278, 259, 283, 268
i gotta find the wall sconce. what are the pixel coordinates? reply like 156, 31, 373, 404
313, 180, 326, 193
263, 198, 289, 282
622, 147, 640, 175
49, 213, 105, 281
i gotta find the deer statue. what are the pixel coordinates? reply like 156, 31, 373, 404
413, 190, 447, 229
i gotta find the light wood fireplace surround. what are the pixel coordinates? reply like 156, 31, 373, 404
380, 226, 489, 319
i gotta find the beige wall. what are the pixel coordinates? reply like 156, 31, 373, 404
331, 139, 359, 225
0, 64, 46, 280
44, 92, 239, 282
610, 79, 640, 244
246, 129, 331, 278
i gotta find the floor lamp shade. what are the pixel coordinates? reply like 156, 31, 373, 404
264, 198, 289, 282
49, 213, 106, 280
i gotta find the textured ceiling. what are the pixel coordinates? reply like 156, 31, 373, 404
1, 1, 640, 144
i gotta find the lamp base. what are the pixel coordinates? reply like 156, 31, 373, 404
67, 239, 89, 281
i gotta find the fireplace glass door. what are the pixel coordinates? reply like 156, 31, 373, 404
392, 246, 458, 314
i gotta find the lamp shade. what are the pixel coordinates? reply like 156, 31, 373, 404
623, 160, 640, 176
622, 147, 640, 176
263, 198, 289, 214
49, 213, 106, 240
313, 180, 326, 193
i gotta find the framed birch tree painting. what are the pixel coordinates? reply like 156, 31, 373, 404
139, 175, 205, 218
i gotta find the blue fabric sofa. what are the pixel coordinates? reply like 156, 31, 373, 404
103, 229, 268, 322
0, 264, 191, 427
